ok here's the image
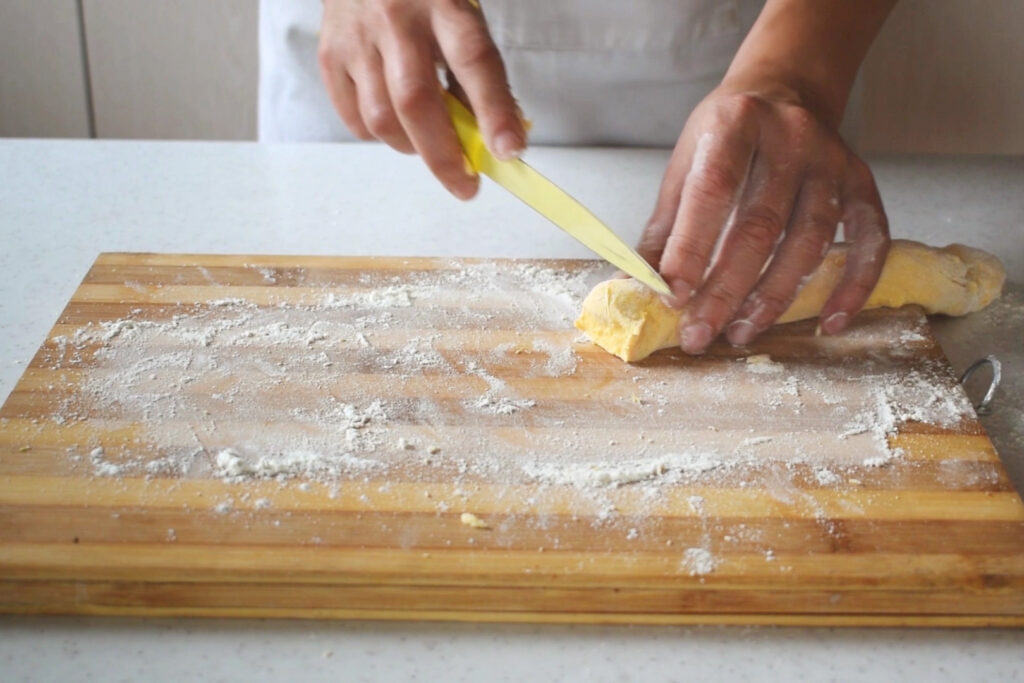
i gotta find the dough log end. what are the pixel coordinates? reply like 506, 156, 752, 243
575, 279, 681, 362
942, 243, 1006, 313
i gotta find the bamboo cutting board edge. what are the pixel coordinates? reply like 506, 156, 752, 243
3, 603, 1024, 628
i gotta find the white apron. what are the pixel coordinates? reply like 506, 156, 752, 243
258, 0, 763, 146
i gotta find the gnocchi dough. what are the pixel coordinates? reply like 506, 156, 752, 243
576, 240, 1005, 362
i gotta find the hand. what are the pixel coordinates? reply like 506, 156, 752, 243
637, 84, 890, 354
318, 0, 526, 199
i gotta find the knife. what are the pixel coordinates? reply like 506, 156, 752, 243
444, 93, 671, 296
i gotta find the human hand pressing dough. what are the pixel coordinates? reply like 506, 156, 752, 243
576, 240, 1005, 362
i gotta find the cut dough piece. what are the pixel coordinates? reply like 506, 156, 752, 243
460, 512, 490, 529
576, 239, 1005, 362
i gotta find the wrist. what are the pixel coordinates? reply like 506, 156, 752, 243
720, 0, 897, 131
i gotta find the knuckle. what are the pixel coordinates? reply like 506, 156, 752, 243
317, 39, 345, 71
858, 232, 891, 262
689, 161, 743, 200
782, 104, 814, 132
737, 207, 785, 253
791, 233, 832, 265
363, 104, 399, 136
702, 279, 745, 311
750, 288, 793, 318
780, 108, 821, 155
391, 78, 433, 113
449, 30, 499, 71
664, 229, 717, 267
376, 1, 407, 30
802, 208, 840, 236
636, 225, 668, 260
316, 42, 332, 71
846, 154, 875, 186
845, 200, 890, 240
724, 93, 763, 122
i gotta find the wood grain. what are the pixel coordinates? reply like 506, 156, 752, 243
0, 252, 1022, 625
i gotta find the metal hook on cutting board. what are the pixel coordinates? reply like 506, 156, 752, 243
959, 355, 1001, 416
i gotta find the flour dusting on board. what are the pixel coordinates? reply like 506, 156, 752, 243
23, 258, 985, 576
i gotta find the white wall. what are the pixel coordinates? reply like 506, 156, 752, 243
0, 1, 92, 138
0, 0, 1021, 154
860, 0, 1024, 155
82, 0, 257, 140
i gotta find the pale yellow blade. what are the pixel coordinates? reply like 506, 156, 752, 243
445, 94, 670, 296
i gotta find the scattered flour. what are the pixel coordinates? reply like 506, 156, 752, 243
744, 354, 784, 374
213, 447, 383, 481
523, 450, 724, 489
41, 261, 607, 488
681, 547, 718, 576
840, 367, 973, 464
321, 285, 415, 309
24, 258, 983, 572
813, 467, 841, 486
88, 447, 123, 477
532, 339, 578, 377
469, 396, 537, 416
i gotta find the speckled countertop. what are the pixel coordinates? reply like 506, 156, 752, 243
1, 141, 1021, 682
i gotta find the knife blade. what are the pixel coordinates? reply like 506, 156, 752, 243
444, 93, 671, 296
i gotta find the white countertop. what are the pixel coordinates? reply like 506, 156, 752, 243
1, 140, 1022, 681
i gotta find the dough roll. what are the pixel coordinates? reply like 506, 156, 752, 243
575, 240, 1005, 362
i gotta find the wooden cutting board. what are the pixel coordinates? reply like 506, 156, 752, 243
1, 252, 1022, 626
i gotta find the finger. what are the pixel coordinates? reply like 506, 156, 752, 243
444, 68, 468, 104
352, 51, 415, 153
317, 44, 372, 140
726, 174, 841, 345
636, 142, 693, 269
379, 22, 478, 199
678, 148, 802, 354
658, 114, 759, 310
433, 6, 525, 160
819, 156, 890, 334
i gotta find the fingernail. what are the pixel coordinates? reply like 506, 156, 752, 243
462, 154, 478, 177
515, 102, 532, 132
822, 311, 848, 335
660, 293, 684, 309
726, 319, 757, 346
680, 322, 713, 354
493, 131, 524, 161
660, 280, 693, 309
